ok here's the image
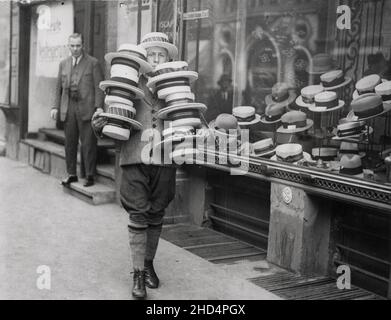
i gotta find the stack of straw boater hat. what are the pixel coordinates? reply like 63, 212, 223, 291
99, 44, 153, 141
149, 60, 208, 162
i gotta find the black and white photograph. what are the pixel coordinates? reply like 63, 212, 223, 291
0, 0, 390, 303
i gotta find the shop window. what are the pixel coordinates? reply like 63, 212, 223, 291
179, 0, 391, 185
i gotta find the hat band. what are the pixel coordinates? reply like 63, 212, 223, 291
282, 120, 307, 129
167, 110, 200, 121
117, 50, 147, 62
235, 115, 256, 123
302, 96, 315, 104
272, 92, 290, 103
380, 93, 391, 101
277, 152, 303, 163
340, 166, 363, 176
107, 106, 135, 120
110, 77, 139, 88
313, 154, 336, 161
337, 127, 365, 137
106, 87, 136, 101
339, 149, 359, 155
142, 36, 170, 44
152, 67, 189, 77
354, 103, 383, 118
167, 98, 194, 107
357, 88, 375, 95
156, 79, 190, 91
106, 118, 132, 130
266, 113, 282, 122
111, 57, 140, 70
322, 74, 345, 88
315, 97, 338, 109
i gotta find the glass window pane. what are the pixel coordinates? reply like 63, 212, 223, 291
0, 0, 11, 105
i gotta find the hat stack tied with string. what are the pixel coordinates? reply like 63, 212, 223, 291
99, 44, 153, 141
149, 60, 208, 163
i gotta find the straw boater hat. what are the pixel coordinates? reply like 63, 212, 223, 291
277, 111, 314, 134
352, 74, 382, 100
265, 82, 297, 107
308, 91, 345, 113
271, 143, 312, 163
251, 138, 275, 158
232, 106, 261, 126
307, 53, 335, 74
260, 103, 286, 124
339, 154, 365, 178
209, 114, 241, 149
320, 69, 351, 91
311, 147, 338, 161
147, 61, 198, 98
375, 81, 391, 102
338, 142, 366, 159
139, 32, 178, 60
105, 43, 153, 74
99, 44, 149, 140
334, 120, 367, 138
295, 85, 324, 108
351, 93, 391, 120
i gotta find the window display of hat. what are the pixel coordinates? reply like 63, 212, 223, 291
232, 106, 261, 125
339, 154, 364, 177
320, 69, 351, 90
309, 91, 344, 112
375, 81, 391, 102
251, 138, 275, 158
277, 111, 314, 133
351, 93, 391, 120
272, 143, 312, 163
295, 85, 324, 108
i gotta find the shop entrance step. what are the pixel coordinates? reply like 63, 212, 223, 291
62, 181, 116, 205
161, 223, 386, 300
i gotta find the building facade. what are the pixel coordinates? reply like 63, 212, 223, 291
1, 0, 390, 298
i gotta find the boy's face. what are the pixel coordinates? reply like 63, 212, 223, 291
147, 47, 169, 68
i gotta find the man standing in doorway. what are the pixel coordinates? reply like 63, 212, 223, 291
51, 33, 104, 187
92, 32, 178, 299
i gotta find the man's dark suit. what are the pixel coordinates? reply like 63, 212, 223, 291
53, 54, 104, 177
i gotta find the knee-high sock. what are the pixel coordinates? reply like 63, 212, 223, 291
145, 224, 163, 261
128, 226, 147, 271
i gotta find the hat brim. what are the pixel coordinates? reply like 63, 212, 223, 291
309, 100, 345, 113
321, 77, 352, 91
100, 113, 143, 131
332, 126, 374, 140
265, 90, 297, 107
271, 152, 312, 162
250, 148, 276, 158
277, 119, 314, 133
209, 120, 241, 134
139, 41, 178, 60
157, 103, 207, 120
354, 103, 391, 120
99, 80, 145, 99
104, 52, 153, 74
337, 152, 366, 159
237, 114, 261, 126
147, 71, 198, 89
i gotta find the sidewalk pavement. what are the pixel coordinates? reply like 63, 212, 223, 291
0, 157, 280, 300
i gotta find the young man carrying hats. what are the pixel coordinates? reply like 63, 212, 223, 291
92, 32, 178, 299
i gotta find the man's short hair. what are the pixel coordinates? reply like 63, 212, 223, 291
69, 33, 83, 44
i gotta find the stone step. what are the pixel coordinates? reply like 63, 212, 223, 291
39, 128, 116, 149
62, 181, 116, 205
20, 139, 116, 188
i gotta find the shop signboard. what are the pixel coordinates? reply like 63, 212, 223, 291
35, 1, 73, 78
183, 9, 209, 21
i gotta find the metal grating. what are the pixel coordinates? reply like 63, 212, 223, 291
249, 271, 385, 300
